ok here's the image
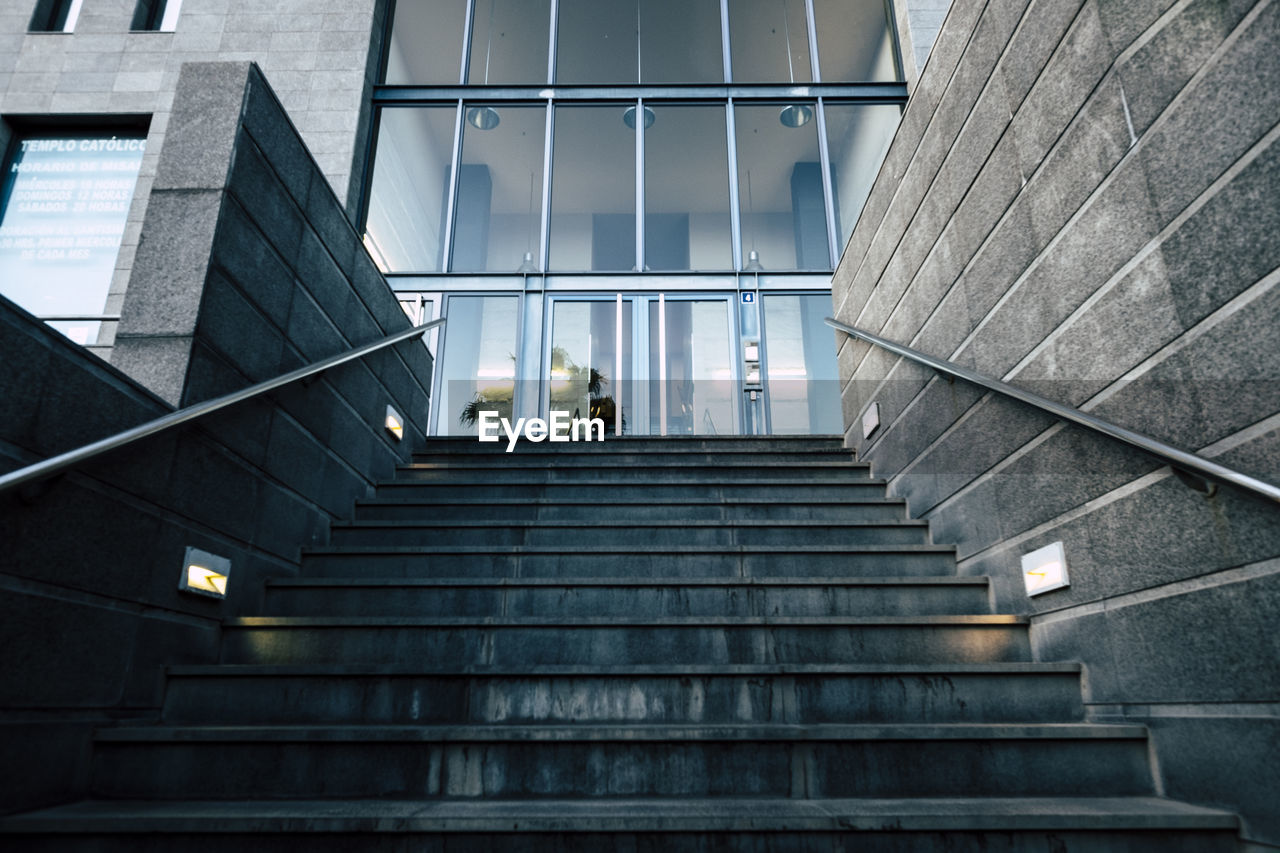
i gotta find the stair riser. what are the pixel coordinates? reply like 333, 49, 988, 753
353, 502, 908, 523
396, 467, 870, 483
327, 525, 931, 549
374, 483, 889, 501
91, 738, 1154, 799
412, 452, 858, 466
162, 672, 1083, 726
220, 624, 1030, 666
299, 552, 957, 579
414, 438, 846, 454
0, 830, 1240, 852
262, 584, 992, 618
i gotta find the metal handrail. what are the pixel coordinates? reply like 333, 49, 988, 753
825, 316, 1280, 505
0, 318, 444, 496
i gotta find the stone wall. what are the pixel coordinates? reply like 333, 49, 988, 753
0, 61, 431, 815
831, 0, 1280, 845
896, 0, 956, 82
0, 0, 386, 356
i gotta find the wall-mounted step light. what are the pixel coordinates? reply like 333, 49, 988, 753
1021, 541, 1069, 597
179, 547, 230, 599
385, 404, 405, 441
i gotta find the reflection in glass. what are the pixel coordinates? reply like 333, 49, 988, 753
0, 134, 146, 346
728, 0, 812, 83
556, 0, 723, 84
650, 300, 735, 435
763, 294, 842, 434
365, 108, 456, 272
453, 105, 546, 272
824, 103, 900, 249
549, 106, 636, 271
384, 0, 467, 83
645, 105, 732, 271
549, 300, 633, 434
439, 295, 520, 436
468, 0, 551, 84
640, 0, 723, 83
734, 104, 831, 270
813, 0, 898, 81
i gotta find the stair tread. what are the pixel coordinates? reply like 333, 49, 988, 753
0, 797, 1237, 833
166, 662, 1080, 676
266, 576, 988, 588
358, 497, 906, 505
227, 614, 1023, 627
332, 519, 927, 529
302, 543, 956, 554
96, 723, 1147, 742
376, 478, 891, 486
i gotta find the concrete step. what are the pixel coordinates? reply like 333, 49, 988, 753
1, 796, 1238, 852
261, 577, 992, 618
412, 435, 848, 453
372, 480, 892, 501
353, 497, 910, 523
396, 463, 872, 483
160, 662, 1084, 726
326, 520, 933, 549
219, 615, 1029, 666
411, 450, 859, 467
299, 544, 958, 579
88, 724, 1155, 800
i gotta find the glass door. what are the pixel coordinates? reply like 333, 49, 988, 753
546, 295, 634, 435
648, 295, 737, 435
545, 293, 738, 436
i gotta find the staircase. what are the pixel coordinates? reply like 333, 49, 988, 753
1, 436, 1239, 850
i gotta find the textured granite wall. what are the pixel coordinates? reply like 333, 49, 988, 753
0, 61, 431, 816
831, 0, 1280, 844
0, 0, 386, 356
895, 0, 957, 83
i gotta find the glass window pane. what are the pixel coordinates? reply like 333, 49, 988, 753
824, 102, 900, 250
384, 0, 467, 84
467, 0, 551, 84
734, 103, 830, 270
813, 0, 898, 82
437, 295, 520, 436
365, 108, 457, 273
452, 105, 546, 272
555, 0, 637, 84
645, 105, 732, 271
650, 299, 736, 435
640, 0, 724, 83
549, 105, 636, 272
728, 0, 812, 83
763, 293, 842, 434
0, 134, 146, 346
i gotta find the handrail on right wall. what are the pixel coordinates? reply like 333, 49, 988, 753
825, 317, 1280, 506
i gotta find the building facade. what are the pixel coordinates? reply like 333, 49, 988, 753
0, 0, 929, 437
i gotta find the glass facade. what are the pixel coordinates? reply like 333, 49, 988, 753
368, 0, 906, 434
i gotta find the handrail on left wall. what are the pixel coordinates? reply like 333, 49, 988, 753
0, 318, 445, 496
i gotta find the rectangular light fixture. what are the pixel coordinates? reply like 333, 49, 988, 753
861, 401, 881, 439
385, 404, 404, 441
179, 547, 230, 599
1021, 541, 1069, 597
